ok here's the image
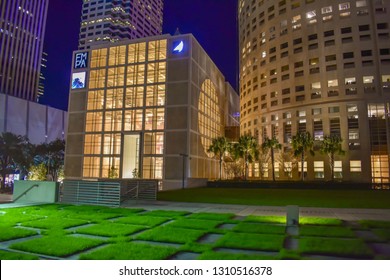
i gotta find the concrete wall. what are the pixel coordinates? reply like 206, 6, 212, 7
13, 181, 59, 203
0, 93, 67, 144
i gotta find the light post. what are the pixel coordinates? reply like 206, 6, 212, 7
179, 153, 188, 189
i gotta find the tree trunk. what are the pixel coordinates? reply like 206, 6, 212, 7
0, 170, 6, 189
330, 153, 334, 181
219, 155, 223, 181
244, 154, 248, 180
301, 152, 305, 181
271, 147, 275, 181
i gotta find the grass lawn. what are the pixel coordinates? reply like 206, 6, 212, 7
372, 229, 390, 241
0, 227, 38, 241
198, 251, 278, 260
79, 242, 178, 260
299, 217, 343, 226
136, 226, 206, 244
359, 220, 390, 229
232, 223, 286, 235
299, 225, 355, 238
75, 223, 146, 237
114, 216, 170, 227
168, 218, 223, 230
140, 210, 190, 217
157, 188, 390, 209
187, 212, 235, 221
10, 235, 106, 257
299, 237, 373, 258
0, 250, 39, 260
244, 216, 286, 224
216, 232, 285, 251
22, 217, 90, 229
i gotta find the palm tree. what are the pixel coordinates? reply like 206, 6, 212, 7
320, 135, 345, 180
292, 132, 315, 181
262, 137, 282, 181
0, 132, 29, 188
207, 136, 231, 180
232, 135, 260, 180
35, 139, 65, 181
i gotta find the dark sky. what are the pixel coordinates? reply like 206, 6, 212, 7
41, 0, 238, 111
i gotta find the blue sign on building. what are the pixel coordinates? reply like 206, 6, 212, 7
172, 40, 184, 53
74, 52, 89, 69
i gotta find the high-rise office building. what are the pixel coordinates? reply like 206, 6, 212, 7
78, 0, 164, 50
0, 0, 49, 101
239, 0, 390, 183
38, 51, 48, 100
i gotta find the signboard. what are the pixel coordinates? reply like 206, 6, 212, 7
172, 40, 184, 53
71, 72, 86, 89
74, 52, 89, 69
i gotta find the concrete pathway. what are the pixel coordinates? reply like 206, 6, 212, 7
1, 193, 390, 221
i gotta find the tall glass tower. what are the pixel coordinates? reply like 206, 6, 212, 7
78, 0, 164, 50
239, 0, 390, 183
0, 0, 49, 101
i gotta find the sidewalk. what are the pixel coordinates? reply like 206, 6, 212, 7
1, 193, 390, 221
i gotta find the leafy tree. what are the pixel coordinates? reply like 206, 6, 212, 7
207, 136, 231, 180
292, 132, 315, 181
108, 166, 119, 179
262, 137, 282, 181
34, 139, 65, 182
320, 135, 345, 180
0, 132, 30, 188
231, 135, 260, 180
29, 163, 47, 181
278, 151, 297, 180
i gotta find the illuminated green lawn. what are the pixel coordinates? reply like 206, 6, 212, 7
0, 204, 388, 260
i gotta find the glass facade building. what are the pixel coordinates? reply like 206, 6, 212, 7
65, 34, 239, 190
0, 0, 49, 101
239, 0, 390, 183
78, 0, 164, 50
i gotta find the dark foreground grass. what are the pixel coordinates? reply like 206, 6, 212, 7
198, 251, 278, 260
359, 220, 390, 229
157, 188, 390, 209
233, 223, 286, 235
299, 237, 374, 258
169, 219, 223, 230
216, 232, 285, 251
10, 235, 106, 257
22, 217, 90, 229
75, 223, 145, 237
0, 227, 38, 241
79, 242, 178, 260
299, 225, 355, 238
114, 216, 170, 227
136, 226, 206, 244
0, 250, 39, 260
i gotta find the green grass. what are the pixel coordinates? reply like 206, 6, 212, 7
216, 232, 285, 251
299, 225, 355, 237
372, 229, 390, 241
359, 220, 390, 229
22, 217, 90, 229
10, 235, 106, 257
114, 216, 170, 227
158, 188, 390, 209
79, 242, 178, 260
187, 212, 235, 221
244, 215, 286, 224
233, 223, 286, 234
169, 219, 222, 230
75, 223, 146, 237
0, 227, 38, 241
0, 250, 39, 260
299, 217, 343, 226
141, 210, 190, 217
299, 237, 373, 258
198, 251, 277, 260
136, 226, 206, 244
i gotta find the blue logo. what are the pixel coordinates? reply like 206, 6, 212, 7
74, 52, 89, 69
173, 41, 184, 53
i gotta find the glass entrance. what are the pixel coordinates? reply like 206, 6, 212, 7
122, 134, 140, 178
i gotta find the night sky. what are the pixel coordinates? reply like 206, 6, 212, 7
41, 0, 238, 111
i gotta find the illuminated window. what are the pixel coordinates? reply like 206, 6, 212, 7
104, 111, 122, 132
314, 161, 324, 178
89, 69, 106, 89
339, 2, 350, 10
108, 45, 126, 66
199, 79, 222, 157
146, 62, 166, 84
144, 132, 164, 155
127, 64, 145, 85
143, 157, 163, 179
105, 88, 123, 109
328, 79, 338, 87
144, 108, 165, 130
107, 67, 125, 87
124, 109, 143, 131
90, 48, 107, 68
363, 76, 374, 83
306, 10, 316, 19
334, 161, 343, 178
322, 6, 333, 14
298, 162, 308, 177
128, 42, 146, 64
86, 112, 103, 132
148, 40, 167, 61
83, 157, 100, 177
101, 156, 120, 178
356, 0, 367, 7
146, 85, 165, 107
102, 134, 121, 155
350, 160, 362, 172
87, 90, 105, 110
84, 134, 102, 155
125, 87, 144, 108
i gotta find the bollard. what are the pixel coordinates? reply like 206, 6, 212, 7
286, 205, 299, 226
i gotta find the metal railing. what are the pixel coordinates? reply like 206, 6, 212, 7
121, 180, 158, 202
12, 184, 39, 203
61, 180, 121, 207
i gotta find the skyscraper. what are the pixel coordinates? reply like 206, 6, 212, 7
78, 0, 164, 50
239, 0, 390, 183
0, 0, 49, 101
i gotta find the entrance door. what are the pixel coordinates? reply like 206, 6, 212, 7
122, 134, 141, 178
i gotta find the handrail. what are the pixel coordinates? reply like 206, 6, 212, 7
13, 184, 39, 203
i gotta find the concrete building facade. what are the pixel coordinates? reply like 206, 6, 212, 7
78, 0, 164, 50
239, 0, 390, 183
0, 0, 49, 101
65, 34, 239, 190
